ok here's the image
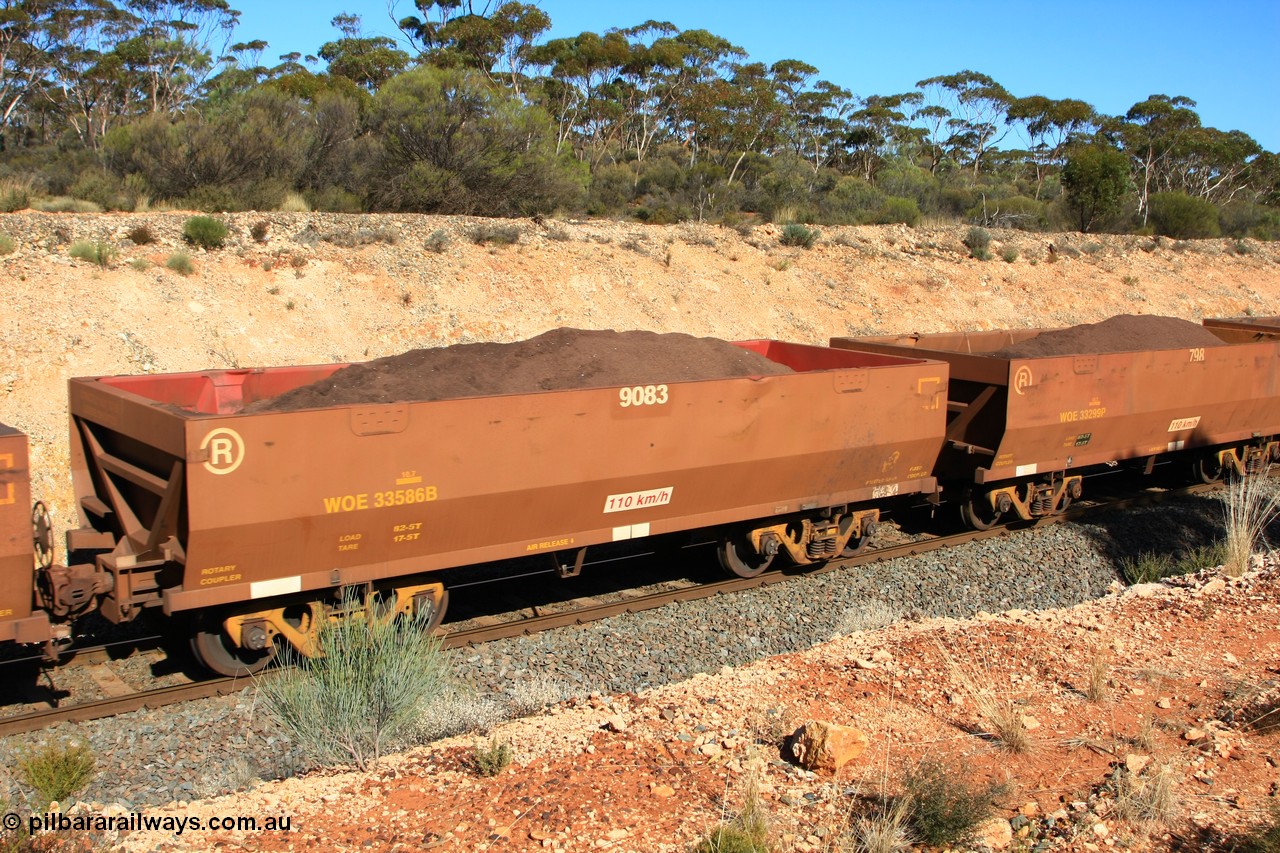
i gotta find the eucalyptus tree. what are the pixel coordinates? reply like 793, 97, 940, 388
1113, 94, 1201, 223
915, 69, 1011, 175
318, 12, 408, 91
113, 0, 240, 114
1005, 95, 1095, 197
395, 0, 549, 95
843, 92, 922, 181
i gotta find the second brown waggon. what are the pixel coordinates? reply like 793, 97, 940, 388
832, 324, 1280, 529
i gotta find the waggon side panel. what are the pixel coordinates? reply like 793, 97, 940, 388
63, 345, 947, 613
0, 425, 41, 641
161, 349, 948, 610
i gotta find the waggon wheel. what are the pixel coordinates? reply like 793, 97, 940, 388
838, 514, 870, 558
960, 492, 1003, 531
1194, 455, 1224, 485
31, 501, 54, 570
717, 534, 774, 579
191, 612, 274, 677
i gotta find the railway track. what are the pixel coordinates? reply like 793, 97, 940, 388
0, 479, 1226, 738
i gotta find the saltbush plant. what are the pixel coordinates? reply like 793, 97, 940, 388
468, 223, 521, 245
258, 593, 454, 771
0, 234, 15, 255
963, 226, 992, 260
424, 229, 451, 253
182, 215, 228, 249
165, 252, 194, 275
69, 240, 116, 267
900, 759, 1000, 846
779, 223, 818, 248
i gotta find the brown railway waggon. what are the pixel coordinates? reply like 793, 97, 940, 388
831, 320, 1280, 529
11, 341, 947, 675
2, 318, 1278, 677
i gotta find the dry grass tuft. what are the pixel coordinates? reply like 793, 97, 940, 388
938, 640, 1034, 753
1114, 763, 1178, 824
1086, 646, 1112, 703
1221, 466, 1280, 577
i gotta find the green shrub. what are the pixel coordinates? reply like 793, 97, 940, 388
69, 240, 117, 267
306, 186, 365, 213
257, 592, 454, 771
35, 196, 102, 213
0, 234, 15, 255
165, 252, 194, 275
1001, 247, 1019, 263
182, 215, 228, 249
901, 759, 1000, 846
1120, 551, 1174, 584
126, 224, 155, 245
1148, 192, 1221, 239
963, 226, 992, 260
874, 196, 921, 227
468, 223, 521, 245
424, 229, 451, 253
70, 169, 128, 210
468, 736, 513, 777
18, 741, 97, 805
129, 258, 151, 271
779, 223, 818, 248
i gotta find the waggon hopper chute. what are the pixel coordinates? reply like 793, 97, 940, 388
61, 338, 949, 675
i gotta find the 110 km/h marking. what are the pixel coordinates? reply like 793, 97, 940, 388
603, 486, 673, 514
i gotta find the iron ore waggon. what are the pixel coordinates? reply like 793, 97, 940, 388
15, 340, 948, 675
831, 321, 1280, 529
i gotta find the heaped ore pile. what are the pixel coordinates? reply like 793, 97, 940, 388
994, 314, 1227, 358
246, 328, 793, 412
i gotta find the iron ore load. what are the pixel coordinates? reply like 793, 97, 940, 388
2, 317, 1278, 676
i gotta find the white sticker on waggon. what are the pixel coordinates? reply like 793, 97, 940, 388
1168, 416, 1201, 432
604, 487, 673, 513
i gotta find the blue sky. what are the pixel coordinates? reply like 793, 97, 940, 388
232, 0, 1280, 152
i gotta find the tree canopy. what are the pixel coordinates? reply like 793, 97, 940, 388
0, 0, 1274, 237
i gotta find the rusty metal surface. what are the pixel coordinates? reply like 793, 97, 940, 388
0, 424, 42, 643
67, 343, 949, 615
833, 330, 1280, 485
1204, 316, 1280, 342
